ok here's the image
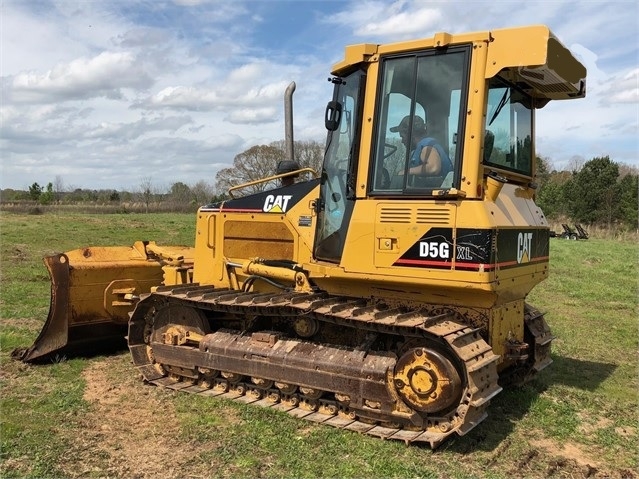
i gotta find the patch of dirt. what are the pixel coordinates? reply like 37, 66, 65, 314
9, 245, 29, 262
527, 437, 625, 478
577, 412, 613, 436
531, 437, 599, 468
615, 425, 636, 438
530, 416, 639, 478
60, 354, 214, 478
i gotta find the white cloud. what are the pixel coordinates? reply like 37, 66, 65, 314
139, 79, 288, 112
136, 61, 292, 114
225, 107, 278, 124
356, 7, 442, 37
84, 116, 194, 140
143, 86, 220, 110
115, 27, 173, 49
9, 52, 152, 103
172, 0, 208, 6
607, 69, 639, 104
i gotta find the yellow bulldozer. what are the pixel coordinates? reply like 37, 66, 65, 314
15, 25, 586, 447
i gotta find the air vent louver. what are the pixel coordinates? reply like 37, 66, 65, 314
379, 207, 451, 224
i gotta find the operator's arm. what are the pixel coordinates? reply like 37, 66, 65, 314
408, 145, 442, 176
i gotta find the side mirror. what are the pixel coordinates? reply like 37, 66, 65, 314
325, 101, 342, 131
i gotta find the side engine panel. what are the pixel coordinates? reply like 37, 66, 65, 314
192, 179, 320, 288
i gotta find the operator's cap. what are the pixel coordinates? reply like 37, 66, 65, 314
390, 115, 425, 133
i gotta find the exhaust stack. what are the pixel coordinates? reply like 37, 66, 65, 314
285, 81, 296, 161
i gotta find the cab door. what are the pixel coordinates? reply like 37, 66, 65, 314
313, 70, 366, 263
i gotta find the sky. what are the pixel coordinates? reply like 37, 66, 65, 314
1, 0, 638, 192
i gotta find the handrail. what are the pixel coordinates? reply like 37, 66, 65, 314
227, 167, 318, 198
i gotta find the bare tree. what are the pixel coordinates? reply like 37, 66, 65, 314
270, 139, 324, 174
191, 180, 214, 205
567, 155, 585, 173
294, 140, 324, 174
618, 162, 639, 179
169, 182, 191, 206
53, 175, 65, 203
216, 140, 325, 195
215, 145, 285, 195
139, 176, 154, 213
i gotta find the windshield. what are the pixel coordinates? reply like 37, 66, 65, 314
370, 47, 469, 194
313, 70, 365, 263
483, 77, 534, 176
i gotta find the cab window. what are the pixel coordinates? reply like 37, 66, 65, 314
483, 77, 534, 176
371, 47, 470, 194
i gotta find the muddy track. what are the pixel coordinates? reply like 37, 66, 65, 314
128, 285, 505, 447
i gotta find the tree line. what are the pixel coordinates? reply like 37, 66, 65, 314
1, 140, 637, 231
0, 140, 324, 212
536, 156, 638, 231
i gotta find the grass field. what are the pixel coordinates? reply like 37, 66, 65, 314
1, 211, 637, 478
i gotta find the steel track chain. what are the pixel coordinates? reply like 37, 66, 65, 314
149, 376, 445, 446
130, 285, 504, 447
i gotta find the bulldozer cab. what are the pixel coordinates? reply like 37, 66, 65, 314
313, 25, 586, 266
313, 41, 478, 263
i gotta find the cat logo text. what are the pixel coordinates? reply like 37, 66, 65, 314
263, 195, 293, 213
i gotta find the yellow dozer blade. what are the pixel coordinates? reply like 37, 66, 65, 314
13, 241, 193, 362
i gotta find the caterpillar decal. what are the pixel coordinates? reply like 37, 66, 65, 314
395, 228, 549, 271
263, 194, 293, 213
201, 179, 320, 213
394, 228, 454, 269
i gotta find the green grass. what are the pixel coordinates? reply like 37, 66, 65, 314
1, 212, 637, 478
0, 358, 88, 478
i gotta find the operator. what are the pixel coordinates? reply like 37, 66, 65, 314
390, 115, 453, 178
